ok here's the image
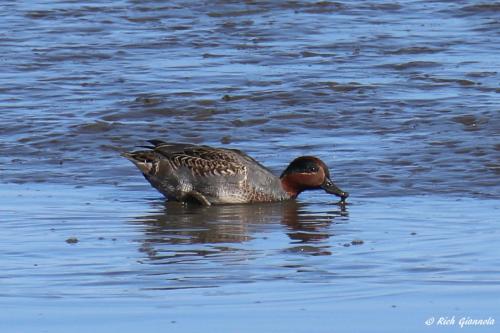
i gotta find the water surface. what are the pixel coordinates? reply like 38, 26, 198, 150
1, 1, 499, 332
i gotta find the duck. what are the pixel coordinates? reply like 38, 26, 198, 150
122, 140, 349, 206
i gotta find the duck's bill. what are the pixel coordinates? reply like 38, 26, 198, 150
321, 178, 349, 202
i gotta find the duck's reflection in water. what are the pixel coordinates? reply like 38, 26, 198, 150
131, 200, 349, 263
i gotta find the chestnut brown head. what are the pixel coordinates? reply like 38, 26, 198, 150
280, 156, 349, 201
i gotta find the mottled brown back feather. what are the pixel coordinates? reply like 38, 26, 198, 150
150, 141, 247, 178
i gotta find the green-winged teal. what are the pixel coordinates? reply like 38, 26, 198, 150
122, 140, 349, 206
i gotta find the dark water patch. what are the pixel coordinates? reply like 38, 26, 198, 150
14, 62, 54, 71
195, 99, 217, 107
362, 2, 403, 11
413, 75, 477, 87
442, 79, 476, 86
24, 6, 121, 20
125, 15, 165, 23
120, 37, 183, 49
217, 19, 255, 31
380, 61, 441, 70
24, 10, 53, 19
221, 94, 247, 102
466, 71, 497, 78
219, 135, 232, 144
485, 163, 500, 175
258, 126, 292, 135
384, 46, 446, 55
202, 53, 225, 59
376, 174, 398, 184
38, 50, 113, 62
269, 112, 311, 120
284, 246, 332, 256
231, 58, 262, 65
234, 43, 267, 50
471, 18, 500, 32
475, 86, 500, 94
300, 50, 333, 58
244, 91, 299, 103
451, 114, 488, 131
231, 118, 270, 127
170, 25, 193, 31
245, 79, 283, 87
299, 81, 379, 97
428, 140, 462, 148
73, 121, 115, 134
460, 3, 500, 15
134, 95, 164, 107
302, 2, 345, 14
207, 9, 266, 18
328, 82, 378, 93
402, 266, 450, 274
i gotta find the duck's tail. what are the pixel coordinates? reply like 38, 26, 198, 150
121, 150, 158, 175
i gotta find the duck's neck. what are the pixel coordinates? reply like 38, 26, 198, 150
280, 175, 301, 199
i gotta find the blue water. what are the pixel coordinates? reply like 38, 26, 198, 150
1, 1, 499, 332
1, 184, 499, 332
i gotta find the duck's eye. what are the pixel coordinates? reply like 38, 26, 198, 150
307, 165, 319, 173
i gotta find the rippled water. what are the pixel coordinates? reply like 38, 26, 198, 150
1, 1, 499, 332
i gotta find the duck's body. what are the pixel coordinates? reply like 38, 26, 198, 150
123, 140, 348, 206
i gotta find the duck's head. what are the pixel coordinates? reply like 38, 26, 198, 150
280, 156, 349, 202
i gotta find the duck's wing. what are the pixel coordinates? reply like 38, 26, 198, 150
147, 140, 260, 177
